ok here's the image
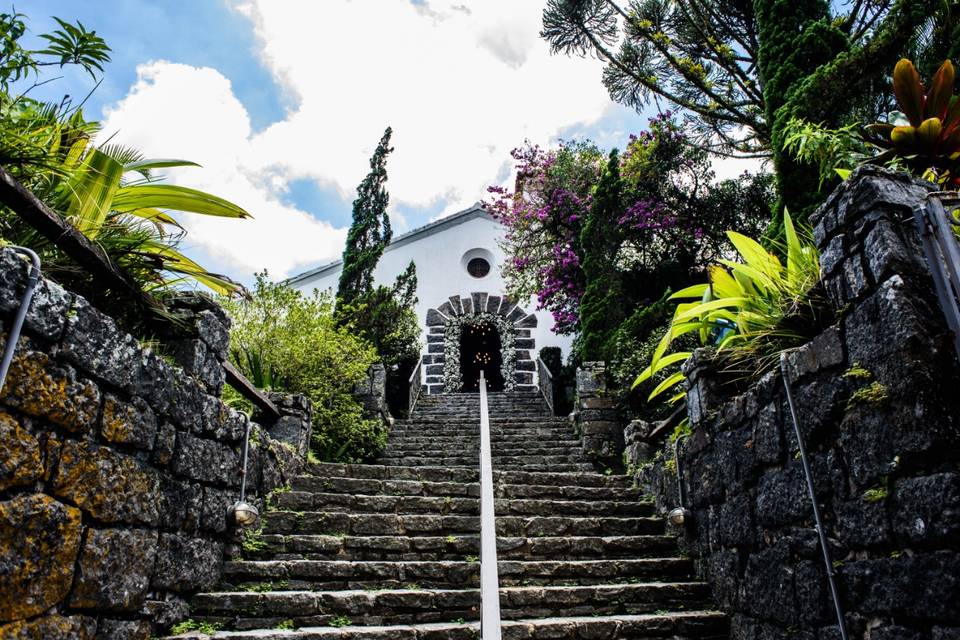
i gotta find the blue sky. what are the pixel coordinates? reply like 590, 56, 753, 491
19, 1, 659, 283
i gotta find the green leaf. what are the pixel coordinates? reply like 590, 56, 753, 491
631, 351, 692, 389
124, 158, 201, 173
926, 59, 955, 121
674, 297, 750, 323
63, 148, 124, 238
648, 371, 686, 401
112, 184, 251, 219
668, 283, 709, 300
834, 168, 852, 180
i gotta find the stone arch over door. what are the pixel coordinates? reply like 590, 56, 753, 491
422, 292, 537, 394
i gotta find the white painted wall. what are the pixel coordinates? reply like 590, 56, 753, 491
289, 209, 575, 383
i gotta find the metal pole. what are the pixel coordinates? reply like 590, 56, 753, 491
478, 370, 502, 639
779, 353, 849, 640
0, 247, 41, 393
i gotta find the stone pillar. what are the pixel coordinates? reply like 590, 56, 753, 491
264, 392, 313, 460
574, 361, 624, 471
163, 293, 231, 396
354, 363, 392, 425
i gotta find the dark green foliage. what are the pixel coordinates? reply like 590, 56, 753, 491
337, 127, 393, 308
578, 149, 623, 362
540, 0, 939, 221
339, 261, 422, 417
539, 346, 575, 415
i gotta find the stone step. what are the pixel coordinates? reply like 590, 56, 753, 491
248, 535, 678, 562
376, 453, 589, 467
290, 476, 641, 502
261, 511, 662, 538
275, 491, 652, 518
376, 459, 596, 473
307, 462, 478, 484
380, 442, 583, 460
219, 558, 695, 591
495, 483, 642, 501
290, 475, 480, 498
385, 434, 578, 446
191, 582, 711, 628
171, 611, 728, 639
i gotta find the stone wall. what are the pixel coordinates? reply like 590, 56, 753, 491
630, 168, 960, 639
573, 361, 624, 471
0, 248, 311, 639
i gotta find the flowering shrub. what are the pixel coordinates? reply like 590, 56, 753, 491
486, 115, 773, 347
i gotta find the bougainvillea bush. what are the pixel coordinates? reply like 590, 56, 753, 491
487, 115, 773, 398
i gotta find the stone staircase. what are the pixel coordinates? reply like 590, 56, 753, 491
174, 392, 727, 638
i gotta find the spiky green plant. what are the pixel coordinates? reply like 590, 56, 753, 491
632, 211, 823, 404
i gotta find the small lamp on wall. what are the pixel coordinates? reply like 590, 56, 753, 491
229, 500, 260, 527
667, 506, 692, 527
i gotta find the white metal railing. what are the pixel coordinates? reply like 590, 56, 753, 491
408, 359, 423, 416
478, 371, 502, 638
535, 357, 555, 415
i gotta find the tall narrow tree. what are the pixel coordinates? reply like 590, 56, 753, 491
579, 149, 624, 362
337, 127, 394, 308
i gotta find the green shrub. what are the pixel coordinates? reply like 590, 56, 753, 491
634, 211, 826, 406
221, 273, 382, 463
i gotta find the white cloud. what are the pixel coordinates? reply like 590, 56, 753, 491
100, 61, 347, 279
101, 1, 618, 279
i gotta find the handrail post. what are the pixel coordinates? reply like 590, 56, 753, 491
478, 371, 502, 638
408, 360, 422, 415
535, 357, 554, 414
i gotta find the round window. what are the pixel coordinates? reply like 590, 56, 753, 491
467, 257, 491, 278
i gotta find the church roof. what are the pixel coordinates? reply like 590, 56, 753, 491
286, 202, 496, 285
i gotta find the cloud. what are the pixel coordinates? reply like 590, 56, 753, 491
100, 61, 347, 279
101, 1, 619, 279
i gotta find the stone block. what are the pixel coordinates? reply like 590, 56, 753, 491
834, 497, 890, 548
166, 375, 204, 433
507, 306, 526, 323
427, 342, 444, 354
61, 297, 142, 390
513, 371, 533, 385
133, 348, 175, 416
752, 403, 783, 465
195, 308, 230, 356
515, 359, 535, 371
438, 301, 455, 317
743, 541, 796, 625
151, 423, 176, 467
0, 411, 41, 492
716, 491, 755, 547
514, 338, 534, 350
69, 528, 158, 612
472, 292, 487, 315
485, 295, 500, 314
172, 433, 239, 487
101, 394, 158, 450
201, 486, 234, 533
448, 296, 463, 316
1, 344, 100, 433
755, 465, 810, 527
425, 364, 444, 376
152, 534, 224, 591
0, 494, 82, 622
53, 441, 161, 526
892, 473, 960, 545
819, 234, 846, 277
94, 619, 152, 640
784, 325, 843, 381
0, 614, 96, 639
0, 250, 74, 342
425, 308, 447, 327
516, 313, 538, 328
158, 476, 202, 533
461, 298, 473, 315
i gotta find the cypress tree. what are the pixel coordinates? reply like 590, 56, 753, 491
579, 149, 624, 362
337, 127, 394, 308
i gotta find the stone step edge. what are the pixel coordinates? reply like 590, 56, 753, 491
170, 610, 727, 639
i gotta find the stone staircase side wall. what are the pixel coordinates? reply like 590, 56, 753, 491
631, 167, 960, 639
0, 248, 311, 639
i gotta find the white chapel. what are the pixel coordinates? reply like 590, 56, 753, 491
287, 204, 573, 394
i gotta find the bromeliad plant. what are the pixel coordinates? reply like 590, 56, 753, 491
632, 211, 823, 404
864, 58, 960, 188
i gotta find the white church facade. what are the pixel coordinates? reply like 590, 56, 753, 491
287, 204, 574, 394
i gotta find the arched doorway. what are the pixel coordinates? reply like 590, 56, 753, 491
459, 321, 504, 392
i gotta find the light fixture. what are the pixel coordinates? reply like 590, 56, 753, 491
229, 500, 260, 527
667, 506, 692, 527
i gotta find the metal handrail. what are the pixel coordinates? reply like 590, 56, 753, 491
915, 193, 960, 362
478, 371, 502, 638
535, 357, 554, 414
408, 359, 423, 415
